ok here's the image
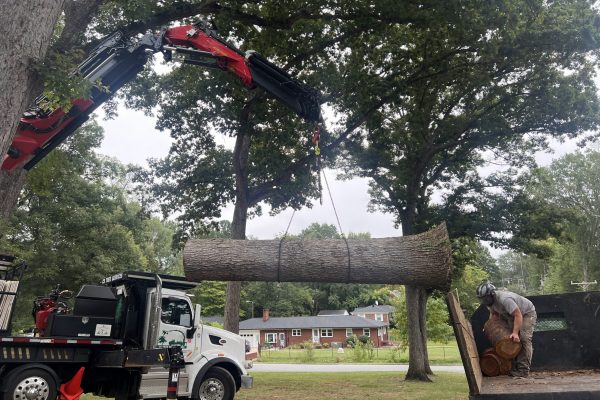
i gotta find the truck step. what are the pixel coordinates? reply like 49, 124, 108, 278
139, 368, 190, 398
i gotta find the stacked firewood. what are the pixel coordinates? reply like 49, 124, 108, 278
0, 280, 19, 331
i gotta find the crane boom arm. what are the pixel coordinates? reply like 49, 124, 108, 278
2, 22, 321, 171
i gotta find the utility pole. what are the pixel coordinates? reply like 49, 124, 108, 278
245, 300, 255, 319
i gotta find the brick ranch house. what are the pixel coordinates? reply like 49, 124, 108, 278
351, 304, 395, 324
239, 309, 388, 349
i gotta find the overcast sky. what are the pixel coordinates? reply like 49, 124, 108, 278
95, 104, 583, 247
96, 106, 402, 239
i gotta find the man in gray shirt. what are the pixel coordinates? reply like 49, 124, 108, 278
476, 282, 537, 377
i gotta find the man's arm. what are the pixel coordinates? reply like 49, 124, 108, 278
510, 307, 523, 342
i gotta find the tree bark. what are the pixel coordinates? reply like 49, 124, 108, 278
402, 202, 434, 381
0, 0, 64, 159
184, 223, 452, 288
405, 285, 432, 381
54, 0, 105, 52
0, 169, 26, 219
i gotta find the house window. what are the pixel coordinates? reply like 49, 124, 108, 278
265, 333, 277, 343
375, 313, 383, 321
346, 328, 353, 337
320, 328, 333, 337
292, 329, 302, 336
363, 328, 370, 337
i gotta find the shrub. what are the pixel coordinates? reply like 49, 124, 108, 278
388, 345, 404, 363
322, 342, 330, 349
345, 335, 358, 348
352, 340, 374, 362
358, 335, 370, 344
301, 341, 315, 362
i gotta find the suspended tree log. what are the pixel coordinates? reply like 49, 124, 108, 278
184, 223, 453, 290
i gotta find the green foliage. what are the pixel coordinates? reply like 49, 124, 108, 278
352, 339, 374, 362
243, 282, 314, 317
451, 265, 489, 317
390, 288, 453, 345
300, 341, 315, 362
0, 121, 178, 330
205, 321, 224, 329
345, 335, 358, 348
490, 150, 600, 294
425, 297, 454, 344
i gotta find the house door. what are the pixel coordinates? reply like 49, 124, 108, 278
279, 332, 286, 348
312, 328, 320, 343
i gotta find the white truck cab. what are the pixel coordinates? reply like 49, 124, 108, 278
0, 267, 252, 400
140, 286, 253, 400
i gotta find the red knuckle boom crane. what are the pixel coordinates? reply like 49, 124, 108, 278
2, 21, 321, 171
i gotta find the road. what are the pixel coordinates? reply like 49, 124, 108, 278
252, 363, 465, 373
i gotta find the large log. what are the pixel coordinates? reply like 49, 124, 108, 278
184, 223, 453, 289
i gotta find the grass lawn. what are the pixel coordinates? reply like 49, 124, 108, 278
257, 341, 461, 364
81, 371, 469, 400
237, 372, 469, 400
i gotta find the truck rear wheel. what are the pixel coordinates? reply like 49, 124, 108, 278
197, 367, 235, 400
4, 368, 57, 400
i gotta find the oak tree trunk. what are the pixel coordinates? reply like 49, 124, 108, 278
184, 223, 452, 288
0, 170, 26, 219
0, 0, 64, 159
0, 0, 103, 219
401, 206, 434, 381
223, 105, 252, 334
405, 285, 431, 381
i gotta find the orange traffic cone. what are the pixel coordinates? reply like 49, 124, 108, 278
59, 367, 85, 400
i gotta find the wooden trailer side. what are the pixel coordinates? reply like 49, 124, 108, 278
447, 292, 482, 396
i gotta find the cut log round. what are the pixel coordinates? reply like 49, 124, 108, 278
184, 223, 452, 289
483, 318, 521, 359
480, 348, 511, 376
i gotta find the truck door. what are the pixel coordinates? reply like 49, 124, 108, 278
158, 294, 193, 356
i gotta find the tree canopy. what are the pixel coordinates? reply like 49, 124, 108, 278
0, 121, 179, 330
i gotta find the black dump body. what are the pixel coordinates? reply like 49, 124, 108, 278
452, 291, 600, 400
471, 291, 600, 371
41, 271, 197, 345
0, 271, 197, 400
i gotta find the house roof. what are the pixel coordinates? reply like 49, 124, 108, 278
317, 309, 348, 316
239, 315, 386, 330
352, 304, 395, 314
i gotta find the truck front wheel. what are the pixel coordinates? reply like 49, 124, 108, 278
196, 367, 235, 400
3, 368, 57, 400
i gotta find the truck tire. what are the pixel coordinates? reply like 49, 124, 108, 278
3, 368, 57, 400
196, 366, 235, 400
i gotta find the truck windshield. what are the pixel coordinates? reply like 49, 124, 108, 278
161, 298, 192, 327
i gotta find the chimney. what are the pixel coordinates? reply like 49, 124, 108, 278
262, 308, 270, 322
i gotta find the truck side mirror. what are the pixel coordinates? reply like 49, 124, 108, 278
186, 326, 197, 339
187, 304, 202, 339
